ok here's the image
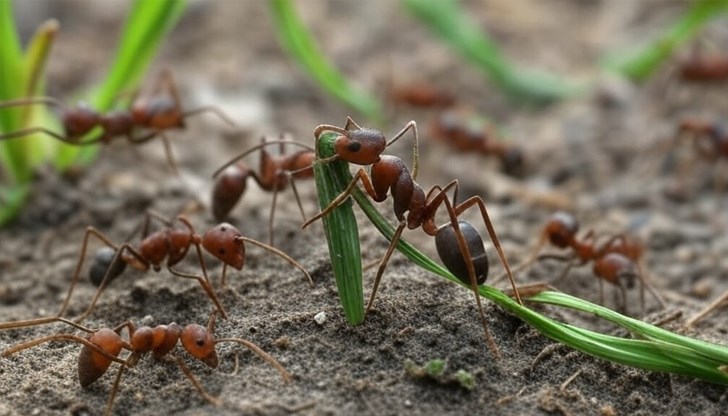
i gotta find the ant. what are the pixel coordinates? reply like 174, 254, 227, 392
58, 212, 313, 323
513, 212, 664, 315
0, 312, 292, 416
210, 135, 316, 245
677, 46, 728, 83
0, 70, 236, 172
430, 110, 526, 178
302, 117, 522, 358
388, 82, 456, 109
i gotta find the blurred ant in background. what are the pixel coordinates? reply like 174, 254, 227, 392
210, 135, 315, 245
0, 312, 291, 416
512, 212, 664, 315
0, 70, 236, 172
677, 43, 728, 83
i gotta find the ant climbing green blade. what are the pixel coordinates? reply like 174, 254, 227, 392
327, 143, 728, 385
314, 132, 365, 325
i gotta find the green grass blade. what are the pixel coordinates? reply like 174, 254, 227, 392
314, 131, 728, 385
403, 0, 583, 105
55, 0, 187, 168
603, 0, 728, 82
314, 132, 364, 325
269, 0, 382, 121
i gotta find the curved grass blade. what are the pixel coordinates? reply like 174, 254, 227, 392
55, 0, 187, 168
314, 132, 364, 325
315, 131, 728, 385
269, 0, 382, 121
404, 0, 583, 105
603, 0, 728, 82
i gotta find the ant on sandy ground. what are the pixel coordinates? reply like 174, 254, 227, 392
210, 135, 316, 246
677, 44, 728, 83
387, 81, 457, 110
302, 117, 522, 358
0, 311, 291, 416
58, 211, 313, 323
429, 110, 526, 178
510, 211, 665, 315
0, 69, 236, 172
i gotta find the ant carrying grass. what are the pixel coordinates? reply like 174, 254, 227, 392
210, 135, 316, 245
302, 117, 522, 358
59, 211, 313, 323
0, 312, 291, 416
0, 70, 236, 172
512, 212, 664, 315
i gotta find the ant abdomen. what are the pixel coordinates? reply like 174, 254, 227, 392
593, 252, 637, 289
78, 328, 124, 387
89, 247, 127, 287
435, 220, 489, 285
211, 164, 249, 221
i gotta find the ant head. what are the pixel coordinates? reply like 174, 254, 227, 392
131, 96, 183, 129
181, 324, 218, 367
544, 212, 578, 248
593, 252, 636, 288
62, 104, 100, 137
334, 128, 386, 165
211, 165, 249, 222
78, 328, 124, 387
202, 223, 245, 270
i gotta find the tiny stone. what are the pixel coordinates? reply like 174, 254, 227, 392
314, 311, 327, 325
404, 400, 412, 407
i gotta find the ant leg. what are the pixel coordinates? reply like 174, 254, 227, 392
302, 169, 384, 229
237, 236, 313, 287
365, 221, 407, 315
169, 354, 222, 406
58, 227, 122, 318
453, 191, 523, 305
104, 359, 131, 416
220, 264, 229, 287
169, 246, 229, 319
386, 120, 419, 180
343, 117, 362, 131
599, 277, 605, 306
216, 337, 292, 383
0, 127, 72, 143
160, 132, 180, 174
268, 182, 280, 246
684, 290, 728, 329
287, 170, 308, 223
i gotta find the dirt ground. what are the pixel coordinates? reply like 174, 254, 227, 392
2, 1, 728, 415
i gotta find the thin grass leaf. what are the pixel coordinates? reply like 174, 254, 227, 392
269, 0, 382, 121
404, 0, 582, 105
603, 0, 728, 82
55, 0, 187, 168
314, 132, 364, 325
314, 131, 728, 385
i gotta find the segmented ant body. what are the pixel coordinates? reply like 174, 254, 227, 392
303, 117, 522, 357
60, 213, 312, 323
211, 136, 316, 245
0, 313, 291, 416
515, 212, 663, 314
430, 110, 525, 178
678, 52, 728, 82
388, 83, 456, 109
0, 70, 236, 171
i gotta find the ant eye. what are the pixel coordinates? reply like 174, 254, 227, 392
347, 142, 361, 152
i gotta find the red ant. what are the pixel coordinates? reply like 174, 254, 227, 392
58, 212, 313, 323
0, 70, 236, 172
0, 312, 291, 416
302, 117, 522, 358
210, 135, 316, 245
514, 212, 664, 315
678, 47, 728, 82
430, 110, 525, 178
388, 82, 456, 109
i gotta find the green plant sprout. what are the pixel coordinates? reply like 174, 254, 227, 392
404, 358, 476, 390
404, 0, 583, 105
0, 0, 186, 225
269, 0, 383, 122
314, 130, 728, 386
603, 0, 728, 82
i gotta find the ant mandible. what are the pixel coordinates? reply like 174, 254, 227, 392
59, 212, 313, 323
210, 135, 316, 245
0, 70, 236, 172
430, 110, 526, 178
513, 212, 664, 315
302, 117, 522, 357
0, 312, 291, 416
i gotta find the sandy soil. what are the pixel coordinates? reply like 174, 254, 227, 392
2, 1, 728, 415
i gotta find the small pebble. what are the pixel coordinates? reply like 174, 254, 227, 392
314, 311, 327, 325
